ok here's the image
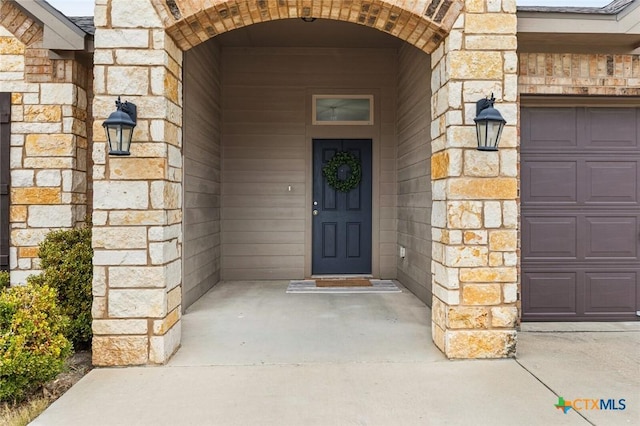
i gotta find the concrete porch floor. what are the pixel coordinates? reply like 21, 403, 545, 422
170, 280, 443, 366
33, 281, 639, 425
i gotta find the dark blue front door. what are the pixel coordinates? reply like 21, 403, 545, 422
312, 139, 372, 275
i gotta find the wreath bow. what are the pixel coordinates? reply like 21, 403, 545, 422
322, 151, 362, 193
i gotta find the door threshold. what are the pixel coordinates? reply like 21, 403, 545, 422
310, 274, 375, 279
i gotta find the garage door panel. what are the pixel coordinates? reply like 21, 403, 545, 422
585, 272, 637, 314
522, 160, 577, 204
523, 272, 577, 314
585, 216, 638, 259
585, 161, 638, 204
522, 106, 640, 321
522, 108, 577, 150
585, 108, 638, 149
522, 216, 577, 260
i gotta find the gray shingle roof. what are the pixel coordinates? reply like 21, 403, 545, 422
517, 0, 635, 15
69, 16, 94, 35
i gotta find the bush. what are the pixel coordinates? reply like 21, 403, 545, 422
0, 283, 71, 402
0, 271, 9, 291
28, 227, 93, 349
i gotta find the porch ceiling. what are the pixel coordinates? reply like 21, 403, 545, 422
215, 18, 402, 48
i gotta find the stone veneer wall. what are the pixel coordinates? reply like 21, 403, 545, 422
429, 0, 520, 358
0, 1, 91, 285
91, 0, 184, 365
519, 53, 640, 96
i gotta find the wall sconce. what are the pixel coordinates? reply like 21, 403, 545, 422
474, 94, 506, 151
103, 96, 137, 156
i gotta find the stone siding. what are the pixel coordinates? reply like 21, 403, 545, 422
0, 0, 91, 284
519, 53, 640, 96
91, 0, 183, 366
430, 0, 519, 358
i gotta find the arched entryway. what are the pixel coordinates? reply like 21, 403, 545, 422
91, 0, 520, 366
151, 0, 463, 54
181, 16, 434, 303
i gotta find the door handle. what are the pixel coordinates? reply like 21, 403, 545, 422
313, 210, 319, 216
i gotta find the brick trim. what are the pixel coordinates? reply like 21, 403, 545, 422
519, 53, 640, 96
150, 0, 463, 53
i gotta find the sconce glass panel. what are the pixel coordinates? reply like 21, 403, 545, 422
313, 95, 373, 125
106, 125, 133, 154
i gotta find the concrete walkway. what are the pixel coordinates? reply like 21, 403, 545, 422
32, 281, 639, 426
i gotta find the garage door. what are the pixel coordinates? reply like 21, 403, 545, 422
521, 106, 640, 321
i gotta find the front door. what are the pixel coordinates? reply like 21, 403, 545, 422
312, 139, 372, 275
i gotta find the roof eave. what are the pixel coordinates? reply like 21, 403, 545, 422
517, 1, 640, 36
13, 0, 89, 51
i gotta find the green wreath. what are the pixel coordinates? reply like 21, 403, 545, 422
322, 151, 362, 193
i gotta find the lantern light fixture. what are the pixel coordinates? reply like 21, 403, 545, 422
474, 93, 506, 151
103, 96, 137, 156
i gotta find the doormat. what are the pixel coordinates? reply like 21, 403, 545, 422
316, 279, 372, 287
287, 280, 401, 294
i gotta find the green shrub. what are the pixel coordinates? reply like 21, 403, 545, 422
0, 271, 9, 291
29, 227, 93, 348
0, 282, 71, 402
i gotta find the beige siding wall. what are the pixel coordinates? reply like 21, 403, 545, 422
396, 44, 432, 304
183, 40, 222, 309
221, 47, 398, 280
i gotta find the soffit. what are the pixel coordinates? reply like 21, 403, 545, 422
517, 0, 640, 54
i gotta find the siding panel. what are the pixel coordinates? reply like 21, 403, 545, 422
396, 44, 432, 305
183, 40, 222, 309
222, 47, 398, 280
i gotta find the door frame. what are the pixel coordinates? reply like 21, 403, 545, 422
304, 89, 381, 277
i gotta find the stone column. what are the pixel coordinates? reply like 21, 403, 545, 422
91, 0, 183, 365
430, 0, 519, 358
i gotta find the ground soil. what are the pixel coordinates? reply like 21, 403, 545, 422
41, 351, 93, 401
0, 351, 92, 425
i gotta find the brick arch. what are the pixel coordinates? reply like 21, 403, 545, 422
150, 0, 463, 53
